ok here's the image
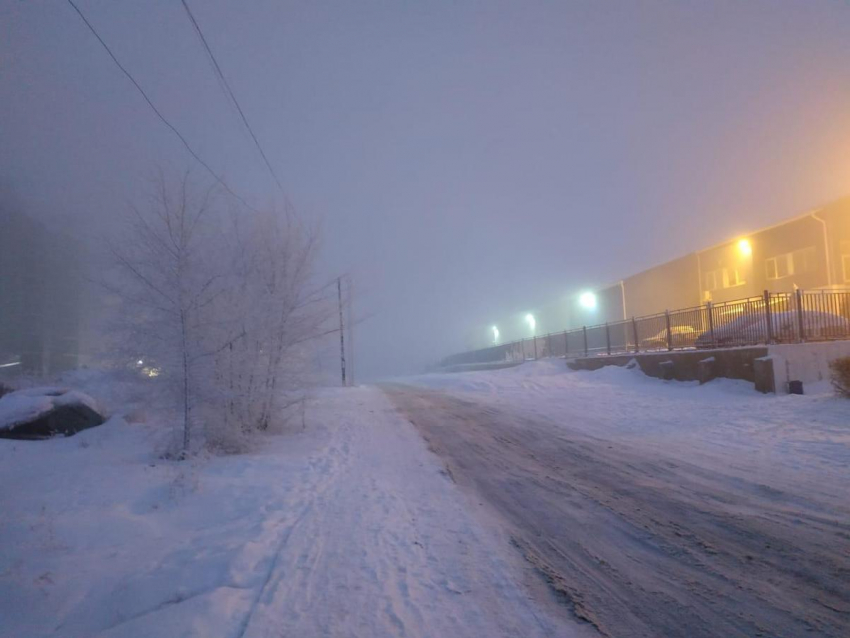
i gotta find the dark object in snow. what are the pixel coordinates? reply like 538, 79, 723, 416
0, 387, 105, 440
829, 356, 850, 398
788, 380, 804, 395
659, 360, 675, 380
698, 357, 716, 385
753, 356, 776, 394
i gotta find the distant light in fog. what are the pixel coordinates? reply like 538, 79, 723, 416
579, 291, 597, 310
492, 325, 500, 344
525, 313, 536, 334
737, 238, 752, 257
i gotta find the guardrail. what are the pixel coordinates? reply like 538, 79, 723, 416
442, 289, 850, 366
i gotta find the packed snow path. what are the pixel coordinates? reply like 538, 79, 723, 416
388, 362, 850, 638
0, 385, 583, 638
236, 387, 583, 638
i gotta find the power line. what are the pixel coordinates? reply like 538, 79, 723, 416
179, 0, 286, 195
64, 0, 258, 212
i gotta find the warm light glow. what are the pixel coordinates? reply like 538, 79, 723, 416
579, 291, 597, 310
525, 313, 536, 333
492, 325, 500, 344
737, 238, 752, 257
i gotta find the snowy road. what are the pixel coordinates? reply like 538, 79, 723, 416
387, 364, 850, 638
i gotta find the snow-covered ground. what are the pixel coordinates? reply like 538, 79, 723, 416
3, 361, 848, 637
406, 359, 850, 492
393, 360, 850, 637
0, 376, 581, 638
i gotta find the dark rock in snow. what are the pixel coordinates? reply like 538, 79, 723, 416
0, 387, 105, 440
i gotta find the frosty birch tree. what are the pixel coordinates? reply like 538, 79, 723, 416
110, 171, 330, 454
211, 205, 328, 442
110, 171, 237, 455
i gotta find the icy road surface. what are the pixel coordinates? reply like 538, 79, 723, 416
388, 361, 850, 638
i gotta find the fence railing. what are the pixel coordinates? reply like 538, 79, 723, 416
442, 289, 850, 367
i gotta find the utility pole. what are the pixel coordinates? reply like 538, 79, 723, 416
347, 276, 354, 386
337, 277, 346, 386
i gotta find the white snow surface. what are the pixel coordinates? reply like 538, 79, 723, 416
0, 381, 576, 638
404, 359, 850, 499
5, 361, 847, 638
0, 386, 101, 432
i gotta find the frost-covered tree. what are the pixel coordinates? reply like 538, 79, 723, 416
109, 172, 329, 455
109, 172, 228, 454
216, 207, 323, 436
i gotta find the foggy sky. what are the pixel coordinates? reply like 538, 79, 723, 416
2, 1, 850, 380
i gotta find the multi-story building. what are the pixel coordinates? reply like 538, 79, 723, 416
479, 196, 850, 348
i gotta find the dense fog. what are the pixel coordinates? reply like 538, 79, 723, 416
2, 1, 850, 380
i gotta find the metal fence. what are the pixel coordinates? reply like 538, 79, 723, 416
442, 289, 850, 367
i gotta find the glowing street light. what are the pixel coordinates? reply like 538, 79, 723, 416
525, 313, 536, 335
492, 325, 500, 345
579, 291, 597, 310
737, 238, 752, 257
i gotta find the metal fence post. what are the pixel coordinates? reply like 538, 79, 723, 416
665, 310, 673, 351
764, 289, 774, 344
605, 323, 611, 355
533, 335, 538, 360
583, 326, 588, 357
546, 332, 552, 358
707, 301, 715, 348
564, 331, 569, 358
795, 288, 805, 342
632, 316, 639, 353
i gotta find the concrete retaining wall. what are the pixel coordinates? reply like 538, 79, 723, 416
567, 347, 768, 383
768, 341, 850, 393
568, 340, 850, 394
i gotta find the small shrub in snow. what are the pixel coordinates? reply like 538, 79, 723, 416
829, 356, 850, 398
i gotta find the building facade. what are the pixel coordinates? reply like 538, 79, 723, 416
478, 196, 850, 349
637, 197, 850, 316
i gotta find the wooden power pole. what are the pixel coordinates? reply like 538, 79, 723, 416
337, 277, 346, 386
347, 276, 354, 386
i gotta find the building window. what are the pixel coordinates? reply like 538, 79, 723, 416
766, 253, 793, 280
792, 247, 817, 274
704, 270, 719, 291
766, 248, 817, 280
723, 267, 745, 287
842, 242, 850, 283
